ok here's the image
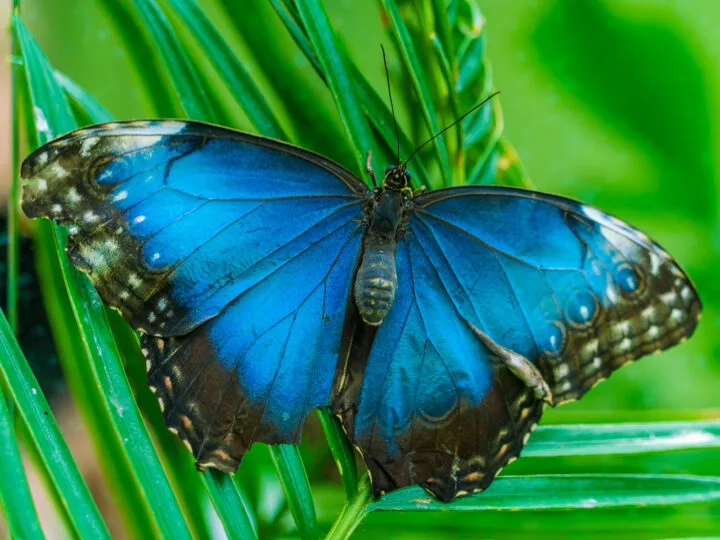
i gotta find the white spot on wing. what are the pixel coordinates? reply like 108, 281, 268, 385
128, 273, 142, 288
67, 188, 81, 203
79, 245, 106, 269
649, 252, 662, 275
133, 215, 146, 224
79, 137, 100, 157
681, 287, 693, 302
615, 320, 631, 334
555, 364, 570, 379
49, 162, 68, 178
112, 190, 128, 202
35, 152, 49, 167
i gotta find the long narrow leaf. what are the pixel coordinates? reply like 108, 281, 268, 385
167, 0, 286, 138
317, 409, 358, 501
0, 383, 44, 539
371, 474, 720, 511
296, 0, 377, 180
131, 0, 217, 122
202, 471, 258, 540
269, 445, 319, 540
53, 71, 114, 123
380, 0, 451, 188
268, 2, 418, 184
0, 309, 107, 537
525, 420, 720, 457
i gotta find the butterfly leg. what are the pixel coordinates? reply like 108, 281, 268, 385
366, 151, 378, 188
466, 321, 553, 405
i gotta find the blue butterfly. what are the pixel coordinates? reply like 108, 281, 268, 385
21, 120, 701, 501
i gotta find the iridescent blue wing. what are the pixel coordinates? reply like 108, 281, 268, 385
22, 120, 367, 469
338, 185, 700, 501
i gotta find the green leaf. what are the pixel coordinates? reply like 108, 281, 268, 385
0, 308, 107, 537
14, 14, 192, 538
166, 0, 287, 138
296, 0, 377, 181
0, 378, 44, 539
202, 470, 258, 540
269, 445, 319, 539
53, 70, 114, 123
217, 0, 355, 167
525, 420, 720, 457
317, 408, 358, 500
380, 0, 451, 188
95, 0, 181, 117
130, 0, 217, 122
269, 2, 426, 185
325, 476, 372, 540
370, 474, 720, 511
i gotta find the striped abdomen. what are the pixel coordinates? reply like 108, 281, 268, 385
354, 241, 398, 326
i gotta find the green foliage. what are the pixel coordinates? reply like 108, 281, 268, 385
2, 0, 719, 537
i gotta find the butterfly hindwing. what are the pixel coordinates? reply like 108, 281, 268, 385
22, 120, 368, 467
143, 220, 363, 470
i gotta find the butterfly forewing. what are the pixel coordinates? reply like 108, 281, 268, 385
414, 186, 701, 404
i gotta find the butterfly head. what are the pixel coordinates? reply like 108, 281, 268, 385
382, 164, 411, 191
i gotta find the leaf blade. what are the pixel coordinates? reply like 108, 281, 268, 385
370, 474, 720, 511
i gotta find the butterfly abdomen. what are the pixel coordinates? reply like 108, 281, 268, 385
354, 189, 406, 326
354, 242, 398, 325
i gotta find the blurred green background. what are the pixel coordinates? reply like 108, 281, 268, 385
8, 0, 720, 537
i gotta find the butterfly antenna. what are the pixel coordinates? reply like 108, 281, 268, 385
381, 44, 401, 165
403, 91, 501, 167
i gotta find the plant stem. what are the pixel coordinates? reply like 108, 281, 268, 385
325, 475, 372, 540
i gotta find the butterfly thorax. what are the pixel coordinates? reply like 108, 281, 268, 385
354, 166, 411, 326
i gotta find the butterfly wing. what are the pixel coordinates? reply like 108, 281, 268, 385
338, 185, 700, 500
22, 120, 367, 469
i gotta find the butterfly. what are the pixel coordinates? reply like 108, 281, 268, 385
21, 120, 701, 501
